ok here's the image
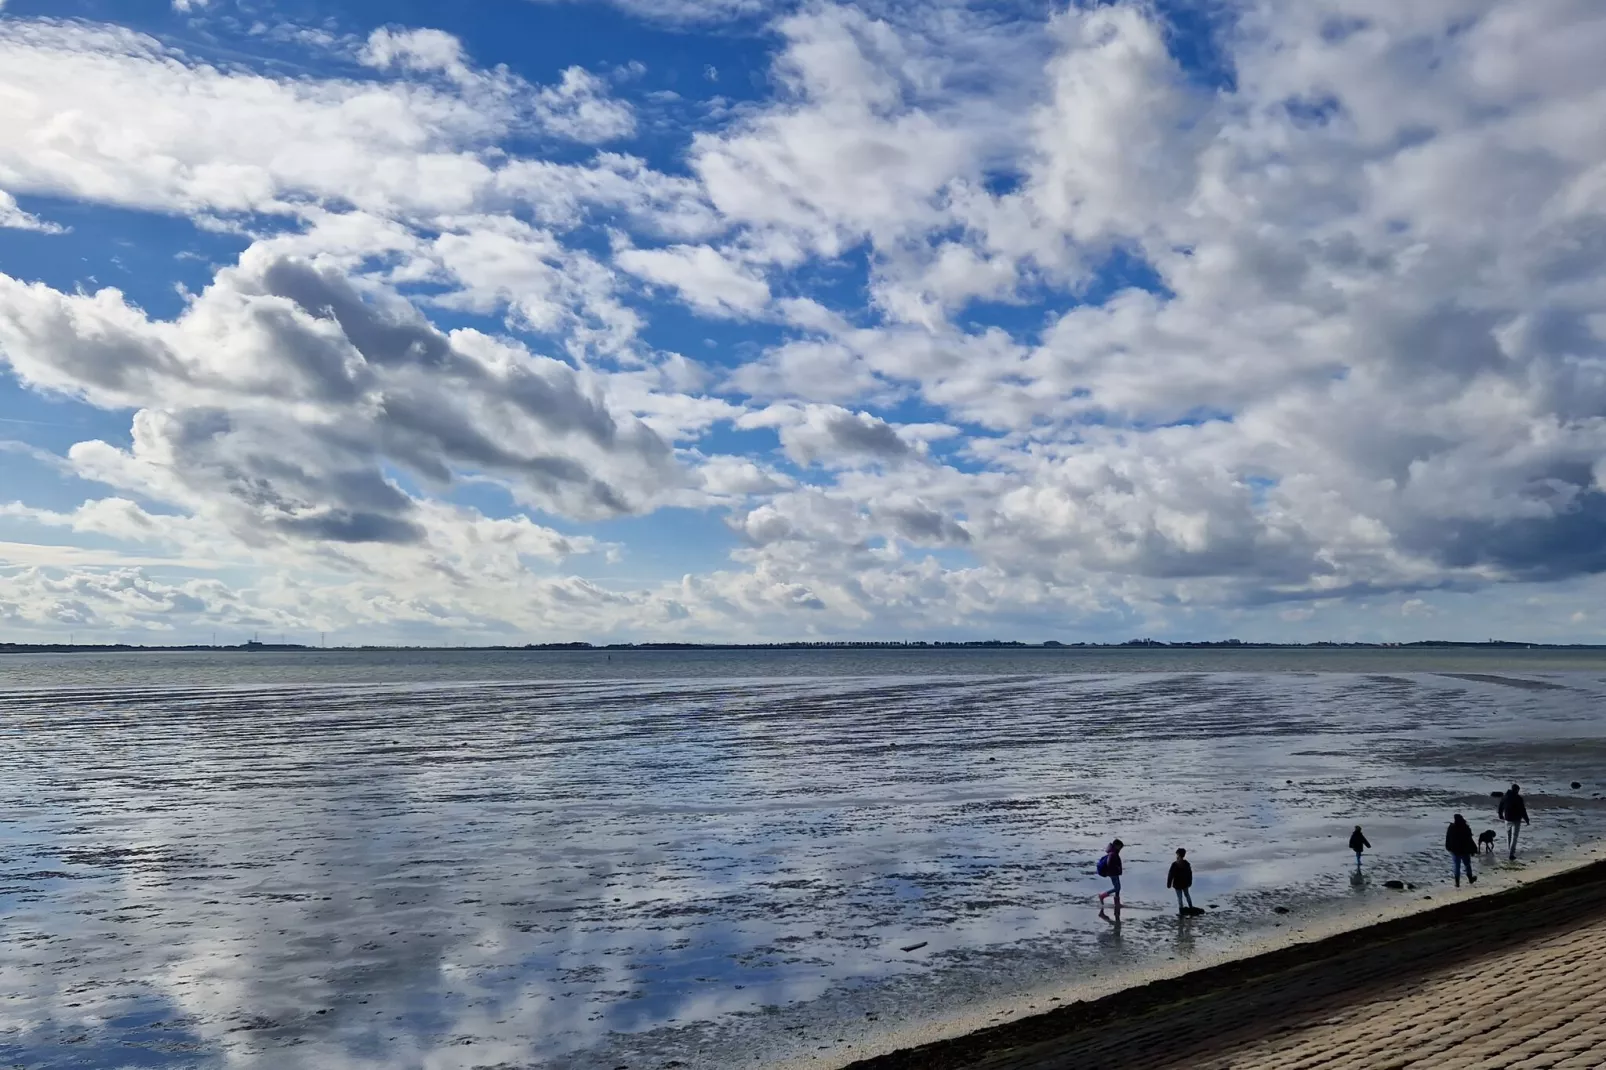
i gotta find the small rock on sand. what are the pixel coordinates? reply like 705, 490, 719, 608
1273, 906, 1291, 914
900, 941, 928, 953
1384, 880, 1406, 890
1573, 781, 1583, 789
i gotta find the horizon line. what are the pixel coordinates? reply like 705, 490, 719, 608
3, 639, 1603, 653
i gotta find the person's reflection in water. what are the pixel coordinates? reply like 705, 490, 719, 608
1173, 911, 1196, 959
1097, 904, 1123, 950
1349, 867, 1367, 890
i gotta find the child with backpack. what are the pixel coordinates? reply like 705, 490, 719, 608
1166, 848, 1194, 915
1096, 839, 1124, 908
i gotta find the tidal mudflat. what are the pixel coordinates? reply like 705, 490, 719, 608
4, 654, 1606, 1068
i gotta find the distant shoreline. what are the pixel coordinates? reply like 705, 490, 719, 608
4, 639, 1604, 654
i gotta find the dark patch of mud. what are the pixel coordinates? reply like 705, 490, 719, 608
1435, 673, 1569, 691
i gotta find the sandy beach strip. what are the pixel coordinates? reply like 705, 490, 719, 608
842, 856, 1606, 1069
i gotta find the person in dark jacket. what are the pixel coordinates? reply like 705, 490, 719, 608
1498, 784, 1530, 860
1446, 813, 1478, 887
1166, 848, 1194, 914
1097, 839, 1124, 908
1349, 826, 1371, 872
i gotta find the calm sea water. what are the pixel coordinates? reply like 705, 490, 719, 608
4, 648, 1606, 1069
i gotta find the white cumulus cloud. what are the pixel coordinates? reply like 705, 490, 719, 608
2, 0, 1606, 643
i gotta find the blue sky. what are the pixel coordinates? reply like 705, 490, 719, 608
3, 0, 1606, 645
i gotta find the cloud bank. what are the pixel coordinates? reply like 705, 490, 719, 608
2, 1, 1606, 643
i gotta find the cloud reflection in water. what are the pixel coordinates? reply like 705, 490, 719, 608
3, 666, 1606, 1067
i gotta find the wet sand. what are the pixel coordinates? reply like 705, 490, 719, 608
8, 663, 1606, 1067
845, 857, 1606, 1069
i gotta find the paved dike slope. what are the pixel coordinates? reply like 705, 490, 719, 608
846, 859, 1606, 1069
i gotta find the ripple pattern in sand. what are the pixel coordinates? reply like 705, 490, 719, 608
3, 669, 1606, 1068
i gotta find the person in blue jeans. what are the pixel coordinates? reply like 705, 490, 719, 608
1349, 826, 1371, 872
1097, 839, 1124, 908
1166, 848, 1194, 915
1446, 813, 1478, 887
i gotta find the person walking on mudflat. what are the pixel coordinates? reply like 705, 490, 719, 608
1097, 839, 1124, 909
1167, 848, 1194, 915
1499, 783, 1530, 860
1349, 825, 1371, 872
1446, 813, 1478, 887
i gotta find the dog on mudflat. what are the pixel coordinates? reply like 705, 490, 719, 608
1479, 829, 1498, 854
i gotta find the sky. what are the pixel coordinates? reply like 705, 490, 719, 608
1, 0, 1605, 646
